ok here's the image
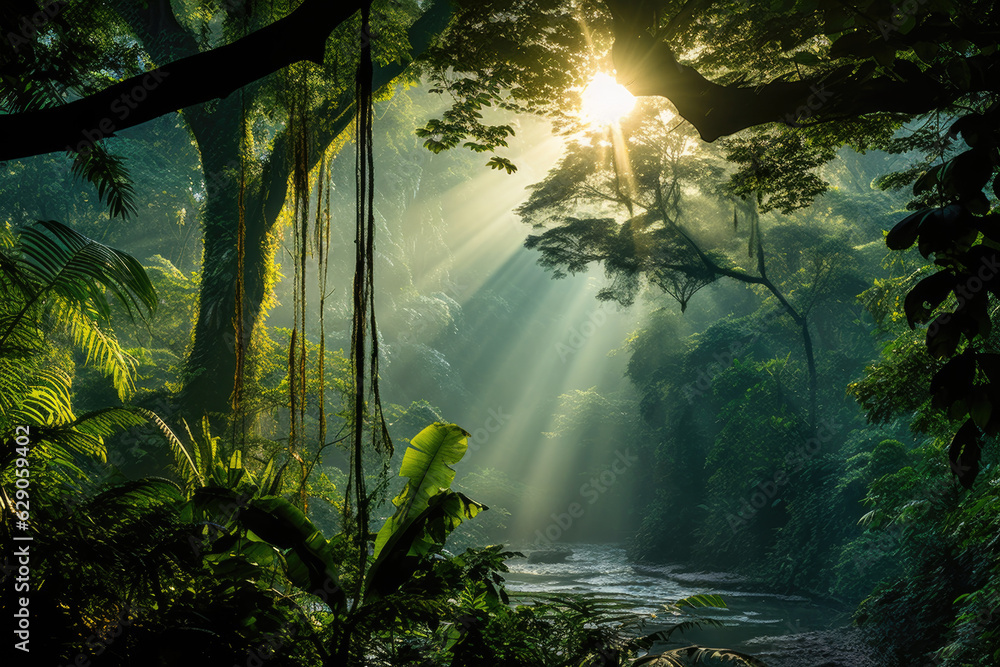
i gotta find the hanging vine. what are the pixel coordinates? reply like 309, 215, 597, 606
346, 0, 392, 606
232, 98, 248, 416
316, 152, 329, 470
286, 56, 312, 509
230, 15, 253, 449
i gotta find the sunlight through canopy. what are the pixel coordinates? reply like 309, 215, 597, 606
580, 73, 636, 127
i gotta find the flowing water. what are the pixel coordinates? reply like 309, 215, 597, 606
504, 543, 853, 659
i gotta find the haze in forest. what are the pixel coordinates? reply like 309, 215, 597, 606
4, 2, 999, 665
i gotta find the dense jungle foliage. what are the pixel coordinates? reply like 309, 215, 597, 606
1, 0, 999, 665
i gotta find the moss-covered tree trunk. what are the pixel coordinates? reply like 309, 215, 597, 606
111, 0, 451, 420
178, 99, 281, 417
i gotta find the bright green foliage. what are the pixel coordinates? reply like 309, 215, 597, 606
5, 0, 1000, 664
365, 423, 487, 605
373, 421, 482, 557
12, 460, 333, 665
0, 220, 164, 510
16, 219, 155, 320
97, 255, 200, 400
5, 407, 695, 665
1, 220, 157, 400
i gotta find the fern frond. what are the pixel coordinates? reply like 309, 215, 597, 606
85, 478, 186, 513
0, 359, 29, 415
9, 367, 75, 427
68, 318, 136, 394
69, 406, 149, 437
634, 646, 769, 666
641, 618, 726, 645
57, 301, 137, 399
71, 406, 202, 486
167, 417, 207, 489
0, 63, 65, 114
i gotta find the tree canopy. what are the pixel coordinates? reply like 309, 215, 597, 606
4, 1, 1000, 664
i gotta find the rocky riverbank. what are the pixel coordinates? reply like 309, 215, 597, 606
737, 626, 895, 667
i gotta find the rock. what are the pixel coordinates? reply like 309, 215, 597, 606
738, 627, 896, 667
526, 550, 571, 564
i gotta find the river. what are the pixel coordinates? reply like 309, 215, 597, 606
503, 543, 881, 665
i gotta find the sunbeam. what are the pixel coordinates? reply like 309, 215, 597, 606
580, 73, 637, 128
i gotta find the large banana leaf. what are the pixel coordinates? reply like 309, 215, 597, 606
373, 421, 472, 557
365, 423, 486, 601
364, 489, 485, 600
194, 488, 347, 613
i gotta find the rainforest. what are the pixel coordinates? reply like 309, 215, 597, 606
1, 1, 999, 665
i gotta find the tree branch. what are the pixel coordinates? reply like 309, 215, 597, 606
605, 2, 997, 142
0, 0, 365, 161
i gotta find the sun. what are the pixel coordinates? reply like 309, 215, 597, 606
580, 73, 636, 127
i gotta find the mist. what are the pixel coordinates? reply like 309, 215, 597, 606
5, 6, 996, 662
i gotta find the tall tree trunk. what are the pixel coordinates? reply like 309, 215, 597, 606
177, 3, 452, 420
177, 98, 262, 417
108, 1, 452, 420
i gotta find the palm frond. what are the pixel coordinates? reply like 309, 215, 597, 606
667, 594, 728, 611
0, 359, 29, 415
17, 219, 156, 322
85, 477, 186, 512
58, 301, 138, 398
70, 144, 138, 220
69, 406, 201, 486
6, 367, 75, 427
0, 245, 34, 303
0, 63, 65, 114
142, 411, 203, 489
640, 617, 727, 646
27, 404, 157, 468
70, 406, 149, 436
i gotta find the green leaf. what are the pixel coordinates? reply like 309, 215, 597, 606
373, 422, 471, 557
940, 150, 994, 198
947, 59, 972, 90
487, 156, 518, 174
912, 41, 939, 63
238, 495, 347, 610
913, 165, 941, 195
829, 31, 872, 59
903, 271, 956, 328
790, 51, 822, 66
670, 593, 728, 610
